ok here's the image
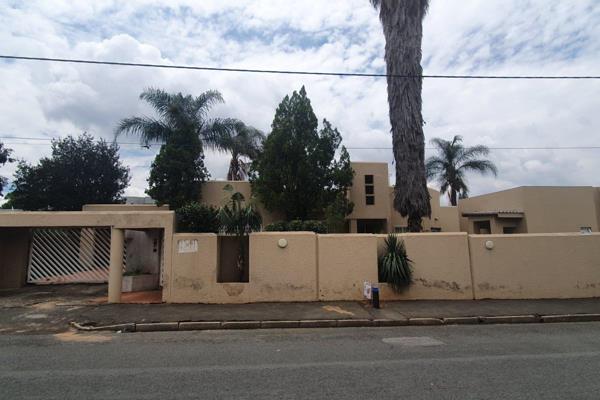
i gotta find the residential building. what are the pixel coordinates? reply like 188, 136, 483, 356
200, 162, 461, 233
458, 186, 600, 234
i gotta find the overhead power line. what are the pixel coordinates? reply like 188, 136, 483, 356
2, 136, 600, 151
1, 55, 599, 79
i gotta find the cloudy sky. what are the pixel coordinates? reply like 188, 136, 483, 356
1, 0, 599, 204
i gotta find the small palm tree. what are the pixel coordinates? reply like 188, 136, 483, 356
218, 186, 262, 281
370, 0, 432, 232
426, 135, 498, 206
208, 120, 265, 181
115, 88, 234, 147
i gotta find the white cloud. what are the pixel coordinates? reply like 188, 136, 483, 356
0, 0, 599, 203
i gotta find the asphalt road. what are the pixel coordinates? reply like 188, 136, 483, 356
2, 323, 600, 399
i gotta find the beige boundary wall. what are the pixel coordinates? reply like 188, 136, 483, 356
470, 233, 600, 299
167, 231, 600, 303
376, 233, 473, 300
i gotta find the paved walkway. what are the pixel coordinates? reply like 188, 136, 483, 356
2, 284, 600, 333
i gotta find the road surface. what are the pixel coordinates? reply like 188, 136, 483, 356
2, 322, 600, 399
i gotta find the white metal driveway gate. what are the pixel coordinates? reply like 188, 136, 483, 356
27, 227, 126, 284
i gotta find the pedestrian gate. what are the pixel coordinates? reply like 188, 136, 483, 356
27, 228, 126, 284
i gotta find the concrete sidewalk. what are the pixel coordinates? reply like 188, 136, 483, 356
2, 285, 600, 334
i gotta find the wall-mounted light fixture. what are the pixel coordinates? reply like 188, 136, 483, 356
485, 240, 494, 250
277, 238, 288, 248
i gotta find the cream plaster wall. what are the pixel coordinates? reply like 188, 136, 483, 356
200, 181, 284, 226
347, 163, 391, 221
317, 234, 378, 301
248, 232, 317, 302
169, 232, 318, 303
470, 233, 600, 299
376, 233, 473, 300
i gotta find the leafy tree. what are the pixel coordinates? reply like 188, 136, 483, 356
175, 202, 220, 233
218, 186, 262, 282
251, 86, 354, 220
116, 88, 235, 209
3, 134, 129, 210
426, 135, 498, 206
370, 0, 431, 232
209, 120, 265, 181
0, 142, 14, 197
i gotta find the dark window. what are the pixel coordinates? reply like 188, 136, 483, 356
364, 175, 375, 205
431, 227, 442, 232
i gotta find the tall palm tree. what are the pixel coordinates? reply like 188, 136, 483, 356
115, 88, 236, 208
370, 0, 431, 232
208, 120, 265, 181
115, 88, 233, 147
426, 135, 498, 206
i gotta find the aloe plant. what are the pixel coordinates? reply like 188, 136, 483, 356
378, 234, 413, 292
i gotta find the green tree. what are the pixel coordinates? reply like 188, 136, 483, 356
210, 120, 265, 181
3, 134, 129, 210
370, 0, 431, 232
0, 142, 14, 197
116, 88, 234, 209
251, 86, 354, 220
426, 135, 498, 206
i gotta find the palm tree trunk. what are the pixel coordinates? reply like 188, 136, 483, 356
379, 0, 431, 232
450, 188, 457, 206
227, 155, 240, 181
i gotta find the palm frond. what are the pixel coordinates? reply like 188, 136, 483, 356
114, 117, 171, 145
194, 90, 224, 119
458, 159, 498, 176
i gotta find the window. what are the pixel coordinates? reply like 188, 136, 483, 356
394, 226, 408, 233
431, 227, 442, 232
580, 227, 592, 235
364, 175, 375, 205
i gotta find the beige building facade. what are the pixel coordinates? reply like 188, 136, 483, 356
458, 186, 600, 234
347, 162, 460, 233
200, 162, 461, 233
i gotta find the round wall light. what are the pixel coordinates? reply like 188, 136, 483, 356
485, 240, 494, 250
277, 238, 288, 248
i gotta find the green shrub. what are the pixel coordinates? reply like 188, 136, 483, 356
175, 202, 220, 233
288, 220, 304, 231
264, 221, 289, 231
264, 220, 328, 233
378, 234, 413, 292
301, 220, 328, 234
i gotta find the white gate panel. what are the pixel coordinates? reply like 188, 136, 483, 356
27, 228, 126, 284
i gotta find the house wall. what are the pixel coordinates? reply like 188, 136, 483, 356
376, 233, 472, 300
458, 187, 527, 233
459, 186, 599, 234
521, 187, 599, 233
200, 181, 284, 226
470, 233, 600, 299
347, 162, 391, 221
596, 188, 600, 231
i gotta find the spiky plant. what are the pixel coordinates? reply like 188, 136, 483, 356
370, 0, 431, 232
378, 234, 413, 292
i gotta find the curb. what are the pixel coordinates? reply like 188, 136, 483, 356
70, 313, 600, 333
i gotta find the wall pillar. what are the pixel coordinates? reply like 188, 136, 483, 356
108, 227, 125, 303
349, 219, 358, 233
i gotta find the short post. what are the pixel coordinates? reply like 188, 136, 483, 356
108, 227, 125, 303
372, 286, 380, 309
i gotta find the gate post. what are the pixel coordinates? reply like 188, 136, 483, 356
108, 227, 125, 303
